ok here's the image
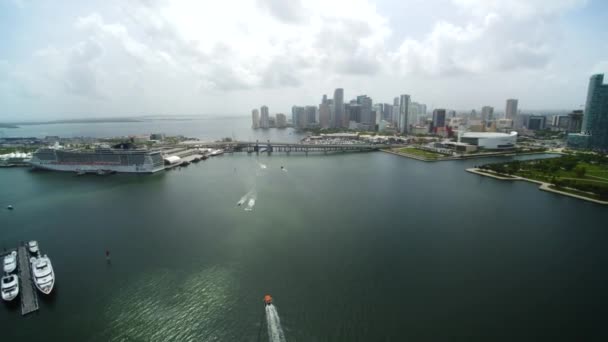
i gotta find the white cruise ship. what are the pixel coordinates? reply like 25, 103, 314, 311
29, 147, 165, 174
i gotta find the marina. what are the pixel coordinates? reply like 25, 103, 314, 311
1, 242, 55, 316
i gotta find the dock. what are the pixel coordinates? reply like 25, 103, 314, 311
17, 245, 39, 315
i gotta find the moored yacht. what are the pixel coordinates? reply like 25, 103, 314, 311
210, 149, 224, 156
28, 240, 39, 254
1, 274, 19, 301
3, 251, 16, 273
31, 255, 54, 295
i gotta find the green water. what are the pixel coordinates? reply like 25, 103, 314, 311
1, 152, 608, 341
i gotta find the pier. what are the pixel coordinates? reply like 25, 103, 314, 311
17, 245, 39, 315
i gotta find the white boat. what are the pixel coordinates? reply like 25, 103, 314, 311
210, 149, 224, 156
30, 255, 54, 295
3, 251, 17, 273
28, 240, 39, 254
244, 198, 256, 211
1, 274, 19, 301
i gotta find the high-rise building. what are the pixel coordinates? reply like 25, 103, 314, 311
357, 95, 373, 130
304, 106, 317, 127
567, 110, 583, 133
393, 97, 400, 125
333, 88, 345, 128
481, 106, 494, 121
276, 113, 287, 128
431, 109, 446, 133
322, 94, 328, 105
527, 115, 546, 130
551, 115, 570, 131
505, 99, 518, 121
399, 94, 410, 134
260, 106, 270, 128
345, 102, 361, 123
319, 103, 331, 128
569, 74, 608, 150
251, 109, 260, 129
291, 106, 305, 129
383, 104, 393, 122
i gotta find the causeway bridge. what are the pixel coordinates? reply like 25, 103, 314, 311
180, 140, 395, 153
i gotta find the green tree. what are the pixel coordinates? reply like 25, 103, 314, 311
573, 165, 587, 178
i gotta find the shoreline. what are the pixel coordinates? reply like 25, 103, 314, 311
382, 149, 560, 162
466, 168, 608, 205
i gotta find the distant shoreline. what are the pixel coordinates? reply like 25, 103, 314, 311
0, 124, 19, 128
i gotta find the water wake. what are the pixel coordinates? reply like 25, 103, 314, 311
265, 304, 286, 342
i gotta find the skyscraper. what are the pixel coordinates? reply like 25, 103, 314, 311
569, 74, 608, 150
567, 110, 583, 133
505, 99, 518, 121
399, 94, 410, 134
251, 109, 260, 129
357, 95, 373, 130
275, 113, 287, 128
432, 109, 446, 133
481, 106, 494, 121
333, 88, 345, 128
393, 97, 399, 125
292, 106, 305, 129
260, 106, 269, 128
319, 103, 331, 128
304, 106, 317, 127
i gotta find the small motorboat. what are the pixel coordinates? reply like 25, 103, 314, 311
210, 149, 224, 156
3, 251, 17, 273
7, 205, 13, 210
237, 198, 245, 206
28, 240, 39, 254
264, 294, 273, 306
31, 255, 54, 295
1, 274, 19, 301
244, 198, 255, 211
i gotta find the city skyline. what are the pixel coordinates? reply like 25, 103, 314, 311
1, 0, 607, 121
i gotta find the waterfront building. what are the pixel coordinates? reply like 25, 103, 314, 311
527, 115, 546, 130
333, 88, 345, 128
251, 109, 260, 129
399, 94, 411, 134
505, 99, 518, 121
431, 109, 446, 133
357, 95, 374, 130
568, 74, 608, 150
460, 132, 518, 149
319, 103, 331, 128
551, 115, 570, 131
260, 105, 270, 129
292, 106, 305, 129
276, 113, 287, 128
304, 106, 317, 127
497, 118, 514, 131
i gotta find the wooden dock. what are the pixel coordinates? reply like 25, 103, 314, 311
17, 245, 39, 315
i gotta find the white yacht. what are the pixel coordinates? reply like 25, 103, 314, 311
210, 149, 224, 156
28, 240, 39, 254
3, 251, 17, 273
1, 274, 19, 301
245, 198, 256, 211
31, 255, 54, 295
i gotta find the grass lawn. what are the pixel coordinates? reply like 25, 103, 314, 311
396, 147, 444, 159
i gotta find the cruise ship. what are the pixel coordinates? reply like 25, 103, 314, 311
29, 147, 165, 173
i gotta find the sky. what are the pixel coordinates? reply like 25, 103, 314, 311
0, 0, 607, 121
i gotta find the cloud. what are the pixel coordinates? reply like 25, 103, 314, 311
391, 0, 583, 76
256, 0, 306, 23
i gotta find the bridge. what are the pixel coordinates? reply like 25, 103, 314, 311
179, 140, 392, 153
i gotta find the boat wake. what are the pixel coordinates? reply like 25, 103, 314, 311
265, 304, 286, 342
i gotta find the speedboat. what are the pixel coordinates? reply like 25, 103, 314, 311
244, 198, 255, 211
264, 294, 273, 306
7, 205, 13, 210
1, 274, 19, 301
3, 251, 17, 273
237, 198, 245, 206
210, 149, 224, 156
28, 240, 39, 254
30, 255, 54, 295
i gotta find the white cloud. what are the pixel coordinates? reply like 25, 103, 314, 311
391, 0, 584, 76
